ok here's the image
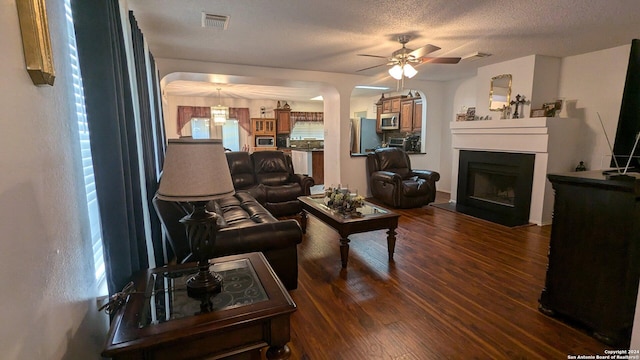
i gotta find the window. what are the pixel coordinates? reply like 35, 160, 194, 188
190, 118, 211, 139
289, 121, 324, 140
222, 120, 240, 151
65, 0, 106, 295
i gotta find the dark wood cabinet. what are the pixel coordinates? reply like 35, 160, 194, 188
540, 171, 640, 346
311, 151, 324, 185
400, 100, 414, 132
382, 96, 404, 114
412, 99, 422, 131
375, 104, 382, 134
275, 109, 291, 134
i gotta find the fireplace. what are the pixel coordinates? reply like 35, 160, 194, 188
456, 150, 535, 226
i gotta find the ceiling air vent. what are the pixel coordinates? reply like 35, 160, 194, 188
201, 13, 229, 30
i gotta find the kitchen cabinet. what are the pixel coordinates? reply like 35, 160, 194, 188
412, 99, 422, 131
400, 99, 414, 133
382, 97, 403, 113
375, 104, 382, 134
311, 151, 324, 185
252, 118, 276, 135
251, 118, 276, 152
291, 150, 324, 185
398, 98, 423, 133
275, 109, 291, 134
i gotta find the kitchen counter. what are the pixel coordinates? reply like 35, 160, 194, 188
279, 147, 323, 152
290, 149, 324, 184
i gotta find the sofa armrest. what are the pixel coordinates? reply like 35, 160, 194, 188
371, 171, 403, 184
290, 173, 315, 195
412, 170, 440, 183
211, 219, 302, 258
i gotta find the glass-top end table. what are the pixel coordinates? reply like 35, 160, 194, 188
141, 258, 269, 328
102, 253, 297, 360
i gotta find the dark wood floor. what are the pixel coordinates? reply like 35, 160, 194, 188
285, 192, 609, 359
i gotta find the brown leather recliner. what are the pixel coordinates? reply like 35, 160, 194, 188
225, 151, 314, 217
366, 147, 440, 209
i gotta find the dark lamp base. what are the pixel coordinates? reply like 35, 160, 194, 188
186, 267, 223, 298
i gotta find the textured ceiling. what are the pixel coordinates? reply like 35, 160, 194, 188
128, 0, 640, 100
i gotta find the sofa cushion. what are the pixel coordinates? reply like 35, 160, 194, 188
252, 151, 291, 186
377, 148, 412, 179
264, 183, 303, 203
401, 178, 431, 196
226, 151, 256, 189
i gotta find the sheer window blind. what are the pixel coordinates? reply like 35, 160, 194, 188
65, 0, 106, 295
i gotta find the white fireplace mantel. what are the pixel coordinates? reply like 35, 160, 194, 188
450, 117, 583, 225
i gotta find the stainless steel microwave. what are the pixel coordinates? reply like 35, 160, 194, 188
380, 113, 399, 130
255, 136, 275, 147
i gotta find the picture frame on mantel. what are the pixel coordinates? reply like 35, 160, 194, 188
16, 0, 55, 86
466, 107, 476, 121
530, 108, 546, 118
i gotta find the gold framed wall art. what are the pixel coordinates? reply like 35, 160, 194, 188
16, 0, 55, 86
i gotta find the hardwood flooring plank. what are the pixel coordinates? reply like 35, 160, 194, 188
283, 195, 610, 359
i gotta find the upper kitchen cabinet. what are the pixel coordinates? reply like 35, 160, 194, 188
375, 104, 383, 134
382, 96, 404, 113
400, 99, 414, 132
252, 118, 276, 135
412, 99, 422, 131
275, 109, 291, 134
400, 97, 422, 133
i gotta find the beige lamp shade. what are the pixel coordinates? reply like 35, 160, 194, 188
157, 138, 235, 202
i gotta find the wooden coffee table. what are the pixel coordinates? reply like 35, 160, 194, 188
102, 252, 296, 360
298, 195, 400, 268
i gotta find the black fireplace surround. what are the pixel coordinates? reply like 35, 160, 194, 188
456, 150, 535, 227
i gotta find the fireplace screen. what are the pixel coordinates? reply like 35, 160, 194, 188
456, 150, 535, 227
469, 168, 517, 207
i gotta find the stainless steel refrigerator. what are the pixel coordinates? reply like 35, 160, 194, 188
351, 118, 381, 154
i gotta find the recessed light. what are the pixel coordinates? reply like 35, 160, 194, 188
310, 95, 323, 101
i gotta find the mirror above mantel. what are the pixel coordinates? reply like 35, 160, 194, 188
489, 74, 512, 111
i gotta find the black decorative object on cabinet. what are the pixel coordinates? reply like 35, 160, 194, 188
540, 171, 640, 346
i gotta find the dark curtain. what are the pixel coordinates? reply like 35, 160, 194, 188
129, 12, 164, 267
71, 0, 156, 294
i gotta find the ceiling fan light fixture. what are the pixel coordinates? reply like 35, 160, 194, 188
389, 64, 403, 80
403, 63, 417, 78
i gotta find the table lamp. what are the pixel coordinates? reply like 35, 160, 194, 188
156, 139, 235, 299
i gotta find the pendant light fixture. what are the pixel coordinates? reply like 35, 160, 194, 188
211, 88, 228, 125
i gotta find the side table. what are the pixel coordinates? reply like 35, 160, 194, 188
102, 252, 296, 359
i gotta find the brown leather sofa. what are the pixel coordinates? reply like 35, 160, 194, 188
366, 147, 440, 209
225, 151, 314, 217
152, 192, 302, 290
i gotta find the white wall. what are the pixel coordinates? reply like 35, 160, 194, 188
0, 1, 107, 359
558, 44, 630, 170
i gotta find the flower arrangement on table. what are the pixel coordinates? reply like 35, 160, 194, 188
324, 186, 365, 215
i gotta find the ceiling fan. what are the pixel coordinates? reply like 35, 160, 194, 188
357, 35, 461, 80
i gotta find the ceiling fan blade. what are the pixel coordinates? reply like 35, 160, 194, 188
357, 54, 389, 59
356, 63, 388, 72
418, 57, 462, 64
409, 44, 441, 59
